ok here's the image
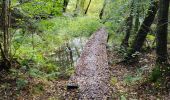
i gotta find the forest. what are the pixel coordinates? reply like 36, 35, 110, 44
0, 0, 170, 99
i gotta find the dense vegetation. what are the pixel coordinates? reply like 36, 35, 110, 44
0, 0, 169, 99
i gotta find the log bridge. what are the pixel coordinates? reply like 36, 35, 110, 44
67, 27, 111, 99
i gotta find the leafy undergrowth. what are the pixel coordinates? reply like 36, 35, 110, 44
109, 46, 170, 99
0, 47, 170, 100
0, 69, 69, 100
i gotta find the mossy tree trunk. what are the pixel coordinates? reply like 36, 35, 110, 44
121, 0, 134, 48
133, 5, 140, 35
126, 0, 158, 59
1, 0, 11, 70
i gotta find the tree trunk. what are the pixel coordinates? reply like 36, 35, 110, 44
121, 16, 133, 48
84, 0, 91, 15
66, 43, 74, 66
99, 0, 107, 19
156, 0, 170, 63
1, 0, 11, 70
75, 46, 80, 58
127, 0, 158, 58
121, 0, 134, 47
133, 9, 140, 34
63, 0, 69, 12
2, 0, 9, 58
133, 0, 141, 34
74, 0, 86, 15
67, 28, 110, 99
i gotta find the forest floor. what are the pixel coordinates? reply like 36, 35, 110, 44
0, 47, 170, 100
108, 47, 170, 99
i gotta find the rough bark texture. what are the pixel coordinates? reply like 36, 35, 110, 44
156, 0, 170, 63
121, 0, 134, 47
133, 9, 140, 34
1, 0, 11, 70
2, 0, 9, 58
121, 15, 133, 47
127, 0, 158, 58
67, 28, 110, 99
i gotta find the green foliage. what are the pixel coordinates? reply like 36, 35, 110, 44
120, 95, 127, 100
20, 0, 63, 17
147, 34, 155, 41
103, 0, 151, 44
145, 34, 156, 48
124, 68, 143, 85
32, 83, 44, 94
16, 78, 28, 90
124, 74, 142, 85
115, 46, 128, 57
110, 76, 118, 85
67, 0, 103, 16
29, 68, 46, 78
150, 66, 162, 82
50, 16, 102, 38
11, 14, 102, 79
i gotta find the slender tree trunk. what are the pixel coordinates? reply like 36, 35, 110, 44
1, 0, 11, 69
133, 9, 140, 34
121, 16, 133, 48
121, 0, 134, 47
75, 47, 80, 57
133, 0, 141, 34
127, 0, 158, 58
99, 0, 107, 19
156, 0, 170, 63
2, 0, 9, 58
74, 0, 80, 16
74, 0, 86, 15
66, 43, 74, 66
84, 0, 91, 15
63, 0, 69, 12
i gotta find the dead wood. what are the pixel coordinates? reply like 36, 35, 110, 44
67, 27, 111, 99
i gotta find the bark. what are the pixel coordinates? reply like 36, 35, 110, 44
75, 46, 80, 57
156, 0, 170, 63
66, 43, 74, 66
121, 0, 134, 47
133, 0, 141, 34
127, 0, 158, 58
133, 9, 140, 34
121, 15, 133, 47
1, 0, 11, 70
99, 0, 107, 19
84, 0, 91, 15
63, 0, 69, 12
67, 28, 110, 99
2, 0, 9, 58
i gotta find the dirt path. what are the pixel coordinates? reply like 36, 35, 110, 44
67, 27, 111, 99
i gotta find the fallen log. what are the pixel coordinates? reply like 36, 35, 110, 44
67, 27, 111, 99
